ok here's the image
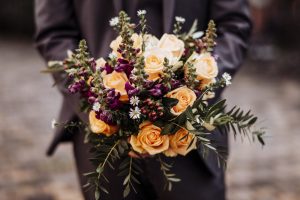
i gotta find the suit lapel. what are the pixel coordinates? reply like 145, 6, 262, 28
163, 0, 176, 33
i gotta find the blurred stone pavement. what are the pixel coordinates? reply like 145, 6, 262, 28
0, 38, 299, 200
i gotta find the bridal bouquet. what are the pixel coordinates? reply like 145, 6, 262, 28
48, 11, 265, 199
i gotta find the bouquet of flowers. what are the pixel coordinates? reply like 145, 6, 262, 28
48, 10, 265, 200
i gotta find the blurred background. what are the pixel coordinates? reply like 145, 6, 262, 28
0, 0, 299, 199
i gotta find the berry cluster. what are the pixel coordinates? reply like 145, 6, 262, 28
140, 98, 164, 121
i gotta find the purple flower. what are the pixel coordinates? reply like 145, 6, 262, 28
96, 110, 115, 125
171, 79, 181, 89
115, 58, 134, 77
106, 89, 122, 110
125, 82, 140, 97
90, 58, 97, 71
149, 84, 169, 97
102, 63, 114, 74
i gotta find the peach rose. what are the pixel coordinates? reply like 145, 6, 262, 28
166, 86, 197, 116
129, 121, 169, 155
89, 111, 118, 136
144, 48, 172, 81
102, 71, 129, 101
158, 34, 185, 61
164, 128, 197, 157
185, 52, 218, 82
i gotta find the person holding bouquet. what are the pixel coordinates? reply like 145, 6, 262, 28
35, 0, 253, 199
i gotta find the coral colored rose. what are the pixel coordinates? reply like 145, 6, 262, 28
144, 48, 172, 81
164, 128, 197, 157
185, 52, 218, 81
129, 121, 169, 155
89, 111, 118, 136
166, 86, 197, 116
158, 34, 185, 61
103, 71, 129, 101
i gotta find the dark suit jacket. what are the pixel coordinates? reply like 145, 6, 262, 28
34, 0, 252, 175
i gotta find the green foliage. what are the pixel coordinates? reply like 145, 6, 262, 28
157, 156, 181, 191
118, 157, 143, 198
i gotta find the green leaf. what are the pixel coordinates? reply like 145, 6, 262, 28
161, 123, 175, 135
95, 188, 100, 200
162, 97, 179, 107
123, 184, 130, 198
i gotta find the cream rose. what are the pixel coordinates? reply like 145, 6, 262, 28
144, 34, 159, 51
158, 34, 185, 61
89, 111, 118, 136
166, 86, 197, 116
164, 128, 197, 157
102, 71, 129, 101
185, 52, 218, 81
129, 121, 169, 155
144, 48, 172, 81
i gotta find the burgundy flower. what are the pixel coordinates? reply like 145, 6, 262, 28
115, 58, 134, 77
171, 79, 181, 89
125, 82, 140, 97
102, 63, 114, 74
96, 110, 115, 125
149, 84, 169, 97
106, 89, 122, 110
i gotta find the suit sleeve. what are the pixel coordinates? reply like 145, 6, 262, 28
34, 0, 88, 123
210, 0, 253, 76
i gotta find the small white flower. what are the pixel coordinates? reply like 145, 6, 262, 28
137, 10, 146, 16
222, 72, 232, 85
95, 66, 101, 71
108, 52, 117, 59
93, 102, 101, 112
129, 107, 141, 119
130, 96, 140, 106
109, 17, 119, 27
51, 119, 57, 129
175, 16, 185, 23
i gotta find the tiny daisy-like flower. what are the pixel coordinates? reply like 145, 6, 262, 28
109, 17, 119, 27
222, 72, 232, 85
108, 52, 116, 59
130, 96, 140, 106
93, 102, 101, 112
51, 119, 57, 129
95, 66, 101, 71
129, 107, 141, 119
175, 16, 185, 23
137, 10, 146, 16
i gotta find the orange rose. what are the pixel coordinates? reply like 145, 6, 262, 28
166, 86, 197, 116
102, 71, 129, 101
89, 111, 118, 136
129, 121, 169, 155
164, 128, 197, 157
